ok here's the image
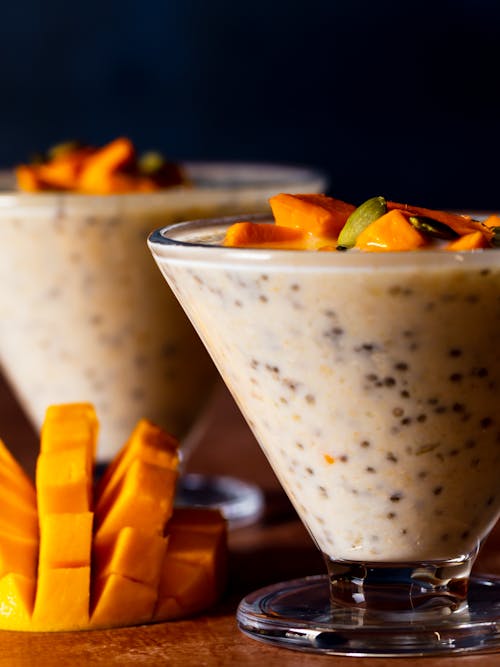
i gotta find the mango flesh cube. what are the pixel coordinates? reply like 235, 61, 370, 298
90, 574, 157, 629
168, 508, 227, 535
0, 490, 38, 539
0, 530, 38, 580
39, 513, 93, 568
0, 438, 35, 484
93, 527, 167, 588
0, 459, 36, 507
153, 596, 183, 621
41, 403, 98, 454
154, 557, 215, 620
32, 567, 90, 631
0, 573, 35, 630
36, 446, 91, 514
96, 418, 178, 513
95, 459, 177, 538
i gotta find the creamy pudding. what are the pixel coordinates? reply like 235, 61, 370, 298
149, 217, 500, 563
0, 164, 326, 460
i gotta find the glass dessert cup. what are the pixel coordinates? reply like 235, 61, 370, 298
148, 214, 500, 656
0, 165, 326, 526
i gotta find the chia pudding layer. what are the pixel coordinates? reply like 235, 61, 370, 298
0, 165, 326, 461
149, 217, 500, 562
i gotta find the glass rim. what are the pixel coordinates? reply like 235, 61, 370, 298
0, 161, 327, 209
148, 213, 500, 271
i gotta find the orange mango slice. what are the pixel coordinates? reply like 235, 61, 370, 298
32, 567, 91, 631
445, 231, 490, 251
223, 221, 308, 248
0, 404, 226, 632
96, 418, 178, 512
0, 531, 38, 580
90, 574, 158, 629
270, 193, 355, 238
355, 209, 426, 251
95, 459, 177, 538
36, 445, 92, 514
0, 574, 35, 630
39, 513, 93, 569
93, 527, 168, 588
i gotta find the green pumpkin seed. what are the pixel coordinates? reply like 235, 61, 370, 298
408, 216, 458, 240
337, 196, 386, 249
138, 151, 166, 175
47, 140, 83, 161
490, 226, 500, 247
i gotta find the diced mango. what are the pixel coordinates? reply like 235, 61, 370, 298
223, 221, 308, 248
445, 231, 490, 251
32, 567, 90, 631
36, 446, 91, 514
0, 438, 36, 493
93, 527, 168, 588
0, 479, 37, 520
41, 402, 98, 472
0, 530, 38, 580
154, 558, 215, 620
355, 209, 426, 251
77, 138, 135, 194
483, 213, 500, 228
95, 459, 177, 538
0, 406, 226, 632
0, 489, 38, 539
90, 574, 157, 629
167, 507, 227, 536
0, 466, 36, 511
270, 193, 355, 238
0, 573, 35, 630
39, 513, 93, 569
96, 418, 178, 513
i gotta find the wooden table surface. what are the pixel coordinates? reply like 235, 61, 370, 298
0, 376, 499, 667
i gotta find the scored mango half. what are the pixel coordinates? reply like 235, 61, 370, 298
223, 193, 498, 251
0, 404, 227, 632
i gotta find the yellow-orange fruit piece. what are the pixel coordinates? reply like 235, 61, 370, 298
96, 418, 178, 512
39, 513, 93, 569
32, 567, 90, 631
154, 508, 227, 620
93, 527, 168, 588
223, 221, 307, 248
0, 438, 36, 497
270, 193, 355, 238
95, 459, 177, 538
15, 165, 41, 192
0, 574, 35, 630
355, 209, 426, 251
77, 137, 135, 194
89, 574, 157, 629
36, 445, 92, 515
167, 507, 228, 536
483, 213, 500, 228
0, 488, 38, 539
445, 231, 489, 251
41, 402, 98, 465
0, 466, 36, 511
387, 200, 494, 242
153, 558, 215, 620
36, 151, 87, 191
0, 530, 38, 580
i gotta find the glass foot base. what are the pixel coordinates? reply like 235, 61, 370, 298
175, 473, 264, 529
237, 573, 500, 657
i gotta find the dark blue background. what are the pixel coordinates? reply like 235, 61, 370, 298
1, 0, 499, 207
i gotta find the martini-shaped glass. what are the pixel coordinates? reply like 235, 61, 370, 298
148, 213, 500, 657
0, 164, 326, 527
